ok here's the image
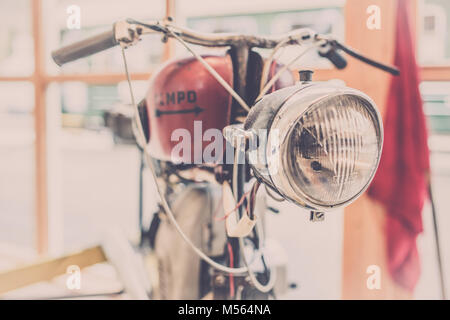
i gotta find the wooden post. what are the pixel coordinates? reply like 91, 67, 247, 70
32, 0, 48, 256
163, 0, 176, 61
341, 0, 413, 299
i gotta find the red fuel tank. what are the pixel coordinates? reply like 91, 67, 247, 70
145, 55, 233, 163
144, 54, 295, 164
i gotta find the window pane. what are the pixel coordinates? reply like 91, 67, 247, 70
420, 81, 450, 134
44, 0, 166, 74
418, 0, 450, 65
182, 1, 345, 69
48, 80, 150, 250
419, 81, 450, 302
0, 0, 33, 76
0, 82, 35, 248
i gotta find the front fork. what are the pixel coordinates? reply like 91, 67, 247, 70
221, 44, 249, 299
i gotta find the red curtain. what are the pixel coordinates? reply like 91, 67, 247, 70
368, 0, 430, 291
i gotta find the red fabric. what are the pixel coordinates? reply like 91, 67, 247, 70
367, 0, 430, 291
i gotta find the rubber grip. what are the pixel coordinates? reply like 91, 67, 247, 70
52, 29, 117, 66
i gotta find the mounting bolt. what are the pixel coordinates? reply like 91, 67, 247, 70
299, 70, 314, 83
310, 211, 325, 222
215, 275, 226, 286
223, 124, 258, 151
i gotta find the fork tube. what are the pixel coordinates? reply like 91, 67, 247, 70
227, 44, 251, 282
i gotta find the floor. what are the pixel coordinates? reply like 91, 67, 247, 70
0, 243, 127, 300
0, 127, 449, 299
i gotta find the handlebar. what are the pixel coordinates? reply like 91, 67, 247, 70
126, 19, 314, 48
51, 19, 399, 76
52, 29, 117, 66
52, 19, 317, 66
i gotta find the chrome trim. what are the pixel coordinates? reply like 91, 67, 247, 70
247, 82, 384, 211
267, 83, 383, 211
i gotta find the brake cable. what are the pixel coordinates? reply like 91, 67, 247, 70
260, 37, 290, 93
256, 43, 321, 101
165, 27, 251, 113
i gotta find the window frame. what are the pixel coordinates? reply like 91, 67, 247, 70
0, 0, 174, 254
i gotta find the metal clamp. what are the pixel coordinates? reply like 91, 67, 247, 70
223, 124, 259, 152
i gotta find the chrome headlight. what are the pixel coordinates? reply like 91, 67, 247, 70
244, 82, 383, 211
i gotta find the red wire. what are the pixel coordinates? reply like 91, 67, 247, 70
214, 190, 251, 221
227, 242, 235, 298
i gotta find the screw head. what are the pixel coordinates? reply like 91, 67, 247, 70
310, 211, 325, 222
215, 275, 226, 286
299, 70, 314, 82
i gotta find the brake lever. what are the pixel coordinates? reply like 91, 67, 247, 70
114, 20, 143, 48
331, 40, 400, 76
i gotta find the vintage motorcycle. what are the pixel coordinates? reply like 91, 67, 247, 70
52, 18, 398, 300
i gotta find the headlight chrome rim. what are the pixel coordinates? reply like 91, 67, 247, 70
258, 83, 384, 211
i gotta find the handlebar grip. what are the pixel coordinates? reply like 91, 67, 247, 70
319, 48, 347, 70
52, 29, 117, 66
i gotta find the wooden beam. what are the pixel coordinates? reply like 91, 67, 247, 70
163, 0, 176, 61
0, 246, 106, 295
420, 66, 450, 81
32, 0, 48, 256
0, 73, 152, 84
45, 72, 152, 84
340, 0, 413, 299
0, 1, 165, 259
308, 69, 339, 81
0, 76, 33, 82
37, 65, 450, 85
304, 66, 450, 82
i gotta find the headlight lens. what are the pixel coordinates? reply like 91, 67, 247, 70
282, 94, 381, 207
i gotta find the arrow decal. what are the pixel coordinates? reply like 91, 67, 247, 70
155, 106, 204, 118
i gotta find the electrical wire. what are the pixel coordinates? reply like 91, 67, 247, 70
232, 149, 277, 293
215, 190, 251, 222
227, 242, 235, 298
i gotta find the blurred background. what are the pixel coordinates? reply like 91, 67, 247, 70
0, 0, 448, 299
